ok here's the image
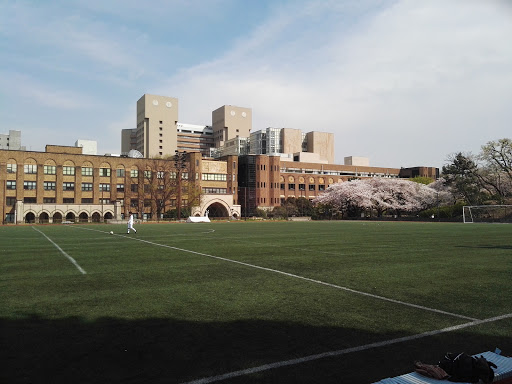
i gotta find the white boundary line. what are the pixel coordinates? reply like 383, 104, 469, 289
71, 226, 476, 321
181, 312, 512, 384
32, 226, 86, 274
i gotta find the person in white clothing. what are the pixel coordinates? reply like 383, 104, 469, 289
127, 213, 137, 234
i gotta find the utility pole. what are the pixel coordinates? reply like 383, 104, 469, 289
174, 150, 187, 221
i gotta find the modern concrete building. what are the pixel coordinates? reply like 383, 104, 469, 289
0, 130, 25, 151
212, 105, 252, 148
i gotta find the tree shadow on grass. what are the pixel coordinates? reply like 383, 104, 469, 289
1, 315, 511, 384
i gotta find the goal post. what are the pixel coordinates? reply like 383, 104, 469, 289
463, 205, 512, 223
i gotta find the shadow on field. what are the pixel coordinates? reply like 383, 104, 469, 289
1, 315, 510, 384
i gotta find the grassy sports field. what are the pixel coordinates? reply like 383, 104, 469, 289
1, 220, 511, 383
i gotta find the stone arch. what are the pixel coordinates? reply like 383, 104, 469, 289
44, 159, 56, 166
39, 212, 50, 224
63, 159, 76, 166
25, 212, 36, 223
91, 212, 101, 222
104, 212, 113, 220
7, 158, 18, 173
205, 201, 230, 218
78, 212, 89, 223
65, 212, 76, 222
53, 212, 63, 223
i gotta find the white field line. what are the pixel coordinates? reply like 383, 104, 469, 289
181, 312, 512, 384
70, 226, 476, 322
32, 226, 86, 274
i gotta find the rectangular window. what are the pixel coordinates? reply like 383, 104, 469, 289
43, 198, 56, 203
24, 181, 36, 190
182, 172, 189, 180
157, 171, 164, 179
130, 169, 138, 178
82, 183, 93, 191
131, 184, 138, 192
24, 197, 37, 204
144, 170, 151, 178
99, 198, 110, 204
99, 183, 110, 192
7, 163, 17, 173
130, 199, 138, 207
201, 173, 227, 181
81, 198, 93, 204
280, 184, 285, 190
44, 165, 56, 174
144, 184, 150, 193
82, 167, 93, 176
6, 181, 16, 190
24, 164, 37, 174
202, 187, 227, 194
99, 168, 111, 177
319, 185, 325, 191
309, 184, 316, 191
63, 182, 75, 191
117, 184, 125, 192
116, 169, 125, 177
63, 166, 75, 175
288, 184, 296, 190
6, 197, 16, 205
63, 198, 74, 203
299, 184, 306, 191
44, 182, 56, 190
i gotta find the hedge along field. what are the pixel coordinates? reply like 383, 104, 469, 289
1, 221, 511, 384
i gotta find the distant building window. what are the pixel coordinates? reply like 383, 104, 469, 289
288, 184, 295, 190
7, 163, 17, 173
117, 184, 125, 192
63, 166, 75, 175
63, 198, 74, 203
130, 199, 138, 207
202, 173, 227, 181
81, 198, 93, 204
6, 181, 16, 190
309, 185, 316, 191
319, 185, 325, 191
99, 183, 110, 192
116, 169, 125, 177
82, 183, 93, 191
44, 182, 56, 190
280, 184, 285, 190
63, 182, 75, 191
43, 198, 56, 203
24, 181, 36, 190
44, 165, 56, 174
130, 169, 138, 178
24, 164, 37, 174
99, 168, 111, 177
202, 187, 227, 194
299, 184, 305, 191
6, 197, 16, 205
24, 197, 37, 204
131, 184, 138, 192
82, 167, 93, 176
99, 199, 110, 204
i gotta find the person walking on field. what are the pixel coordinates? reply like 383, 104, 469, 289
127, 213, 137, 234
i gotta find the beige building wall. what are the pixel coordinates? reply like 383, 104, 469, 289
306, 131, 334, 164
344, 156, 370, 166
136, 94, 179, 158
212, 105, 252, 148
281, 128, 303, 155
121, 129, 136, 154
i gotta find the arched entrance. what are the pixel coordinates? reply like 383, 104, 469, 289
65, 212, 75, 222
79, 212, 89, 223
91, 212, 101, 222
25, 212, 36, 223
39, 212, 50, 224
205, 202, 229, 218
53, 212, 62, 223
104, 212, 113, 221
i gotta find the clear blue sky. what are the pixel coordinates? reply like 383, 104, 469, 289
1, 0, 511, 169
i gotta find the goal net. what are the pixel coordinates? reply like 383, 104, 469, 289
462, 205, 512, 223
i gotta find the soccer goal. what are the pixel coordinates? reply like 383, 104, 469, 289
462, 205, 512, 223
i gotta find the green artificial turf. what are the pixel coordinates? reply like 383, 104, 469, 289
1, 221, 511, 383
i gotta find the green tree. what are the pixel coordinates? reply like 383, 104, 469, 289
441, 152, 482, 204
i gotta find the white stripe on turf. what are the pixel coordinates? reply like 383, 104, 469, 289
182, 312, 512, 384
32, 226, 86, 274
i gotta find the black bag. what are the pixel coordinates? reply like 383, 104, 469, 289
438, 352, 497, 383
